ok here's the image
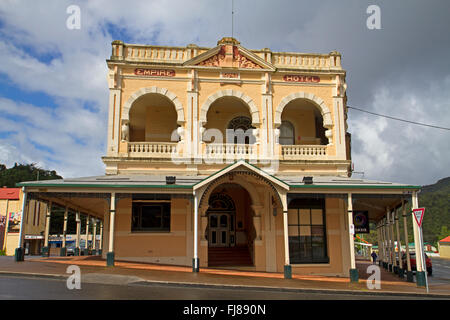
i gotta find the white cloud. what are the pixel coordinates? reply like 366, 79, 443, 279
0, 97, 106, 178
0, 0, 448, 185
349, 77, 450, 185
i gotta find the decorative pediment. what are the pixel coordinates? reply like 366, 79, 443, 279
184, 38, 275, 70
196, 46, 226, 67
193, 160, 289, 191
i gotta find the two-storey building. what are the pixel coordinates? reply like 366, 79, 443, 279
16, 38, 423, 282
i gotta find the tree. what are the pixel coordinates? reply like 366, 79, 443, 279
0, 163, 62, 187
438, 226, 450, 241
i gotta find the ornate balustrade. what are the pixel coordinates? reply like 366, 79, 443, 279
204, 143, 257, 160
124, 45, 188, 63
272, 52, 341, 70
126, 142, 329, 161
128, 142, 178, 158
110, 41, 342, 71
281, 145, 327, 160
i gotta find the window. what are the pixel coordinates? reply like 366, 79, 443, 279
227, 116, 255, 144
132, 201, 171, 232
288, 198, 328, 263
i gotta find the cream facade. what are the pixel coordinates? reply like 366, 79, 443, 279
103, 37, 349, 177
16, 38, 425, 284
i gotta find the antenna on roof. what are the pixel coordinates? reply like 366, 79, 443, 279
231, 0, 234, 38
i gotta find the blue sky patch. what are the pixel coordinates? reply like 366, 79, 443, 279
0, 74, 59, 110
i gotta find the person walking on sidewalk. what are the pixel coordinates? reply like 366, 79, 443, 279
371, 251, 378, 264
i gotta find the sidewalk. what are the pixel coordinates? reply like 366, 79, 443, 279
0, 256, 449, 298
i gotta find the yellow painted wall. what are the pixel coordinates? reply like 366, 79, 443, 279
2, 196, 49, 255
439, 243, 450, 259
114, 197, 192, 265
6, 233, 19, 256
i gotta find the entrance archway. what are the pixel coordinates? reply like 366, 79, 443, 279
206, 183, 254, 267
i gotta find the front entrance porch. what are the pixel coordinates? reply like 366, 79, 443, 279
205, 184, 257, 267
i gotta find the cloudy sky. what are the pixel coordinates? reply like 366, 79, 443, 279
0, 0, 449, 186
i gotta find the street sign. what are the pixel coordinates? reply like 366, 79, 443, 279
412, 208, 425, 228
353, 210, 370, 233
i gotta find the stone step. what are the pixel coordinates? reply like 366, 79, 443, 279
208, 247, 253, 266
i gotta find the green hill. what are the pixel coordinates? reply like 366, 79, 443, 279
0, 163, 62, 187
419, 177, 450, 245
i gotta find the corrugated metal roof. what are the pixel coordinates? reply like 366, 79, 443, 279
275, 175, 414, 187
17, 175, 207, 188
16, 168, 419, 190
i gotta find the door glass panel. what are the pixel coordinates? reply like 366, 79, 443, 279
221, 231, 227, 244
211, 231, 216, 244
311, 209, 323, 225
299, 209, 310, 224
300, 226, 311, 236
288, 209, 298, 224
230, 215, 234, 231
288, 226, 299, 236
210, 215, 218, 228
220, 215, 228, 227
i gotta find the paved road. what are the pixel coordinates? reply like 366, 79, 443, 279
0, 274, 445, 300
429, 257, 450, 285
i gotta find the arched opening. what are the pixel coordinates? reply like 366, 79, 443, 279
227, 116, 256, 144
204, 96, 255, 145
206, 183, 254, 267
280, 99, 327, 145
129, 93, 178, 142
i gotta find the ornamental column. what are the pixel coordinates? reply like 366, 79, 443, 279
75, 211, 81, 256
99, 220, 103, 255
261, 72, 274, 159
281, 191, 291, 279
386, 210, 392, 271
106, 63, 122, 160
187, 68, 198, 162
347, 193, 358, 282
42, 201, 52, 257
381, 220, 386, 267
192, 191, 199, 272
61, 207, 68, 256
390, 209, 397, 273
92, 219, 98, 254
107, 193, 116, 266
384, 217, 389, 269
402, 200, 413, 282
84, 215, 90, 255
376, 222, 382, 266
394, 207, 403, 277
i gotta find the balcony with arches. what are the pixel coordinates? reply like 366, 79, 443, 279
201, 95, 259, 162
274, 96, 332, 161
121, 89, 184, 159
